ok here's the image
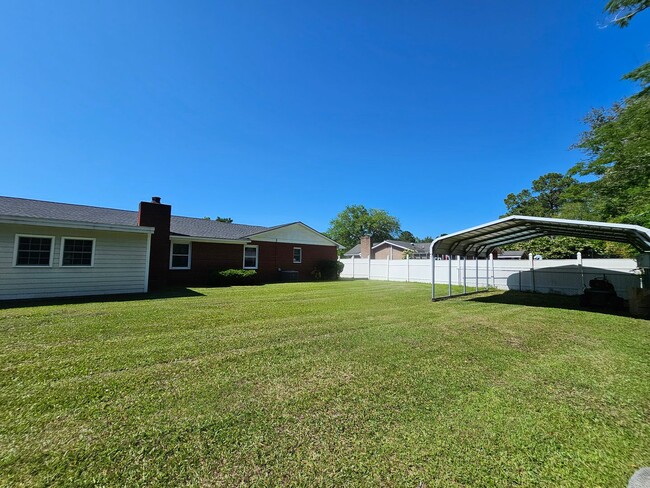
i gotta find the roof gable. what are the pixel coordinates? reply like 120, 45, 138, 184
247, 222, 340, 247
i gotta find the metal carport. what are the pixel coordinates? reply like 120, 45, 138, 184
429, 215, 650, 300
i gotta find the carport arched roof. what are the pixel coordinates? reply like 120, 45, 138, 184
430, 215, 650, 258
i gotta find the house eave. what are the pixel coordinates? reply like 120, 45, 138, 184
0, 215, 155, 234
169, 235, 250, 244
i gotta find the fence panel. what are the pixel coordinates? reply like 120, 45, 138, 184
339, 257, 640, 298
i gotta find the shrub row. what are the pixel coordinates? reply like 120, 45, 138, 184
209, 260, 343, 287
210, 269, 258, 287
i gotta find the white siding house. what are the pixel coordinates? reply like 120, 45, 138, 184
0, 219, 153, 300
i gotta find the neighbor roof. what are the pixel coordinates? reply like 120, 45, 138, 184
343, 244, 361, 256
431, 215, 650, 257
0, 196, 271, 240
375, 240, 432, 253
344, 239, 433, 257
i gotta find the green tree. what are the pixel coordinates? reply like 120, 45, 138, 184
215, 217, 234, 223
326, 205, 400, 251
570, 100, 650, 226
396, 230, 417, 243
503, 173, 579, 218
604, 0, 649, 26
521, 236, 607, 259
568, 1, 650, 227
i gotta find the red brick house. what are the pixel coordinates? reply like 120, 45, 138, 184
0, 195, 340, 299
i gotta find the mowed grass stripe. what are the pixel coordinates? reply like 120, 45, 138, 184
0, 280, 648, 486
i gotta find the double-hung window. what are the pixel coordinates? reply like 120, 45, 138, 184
293, 247, 302, 264
61, 238, 94, 266
14, 235, 54, 266
170, 242, 191, 269
243, 245, 258, 269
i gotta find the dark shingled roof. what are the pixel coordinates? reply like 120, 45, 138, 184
170, 216, 267, 240
0, 196, 270, 240
343, 244, 361, 256
0, 196, 138, 226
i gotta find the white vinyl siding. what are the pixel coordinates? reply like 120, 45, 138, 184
0, 224, 149, 300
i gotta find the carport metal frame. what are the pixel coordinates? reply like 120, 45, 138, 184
429, 215, 650, 301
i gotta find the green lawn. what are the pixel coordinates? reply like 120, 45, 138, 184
1, 281, 648, 486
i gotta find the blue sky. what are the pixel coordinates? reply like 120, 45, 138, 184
1, 1, 648, 239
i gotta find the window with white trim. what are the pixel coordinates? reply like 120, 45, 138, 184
170, 242, 191, 269
61, 238, 94, 266
293, 247, 302, 264
243, 245, 258, 269
15, 235, 54, 266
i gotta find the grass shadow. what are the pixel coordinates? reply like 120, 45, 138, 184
468, 290, 633, 317
0, 287, 205, 310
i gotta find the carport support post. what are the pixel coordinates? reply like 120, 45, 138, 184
431, 256, 436, 300
406, 254, 410, 283
475, 257, 479, 291
577, 251, 585, 289
491, 253, 495, 288
486, 254, 491, 291
529, 253, 536, 292
463, 256, 467, 294
448, 255, 453, 297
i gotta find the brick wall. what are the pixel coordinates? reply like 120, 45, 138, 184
253, 241, 338, 282
168, 241, 244, 286
167, 240, 338, 286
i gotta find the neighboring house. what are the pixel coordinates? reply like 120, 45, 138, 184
372, 240, 432, 260
342, 244, 361, 258
343, 236, 432, 260
496, 250, 528, 260
0, 196, 340, 300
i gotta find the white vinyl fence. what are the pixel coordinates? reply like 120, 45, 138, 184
339, 256, 642, 299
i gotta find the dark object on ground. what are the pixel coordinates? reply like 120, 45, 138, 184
579, 276, 624, 310
312, 260, 344, 280
279, 270, 299, 282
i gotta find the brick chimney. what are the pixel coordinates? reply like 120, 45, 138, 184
360, 235, 372, 259
138, 197, 172, 290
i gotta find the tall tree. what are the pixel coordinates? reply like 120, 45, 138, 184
570, 99, 650, 226
569, 0, 650, 227
326, 205, 400, 251
604, 0, 649, 26
396, 230, 417, 243
503, 173, 579, 218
